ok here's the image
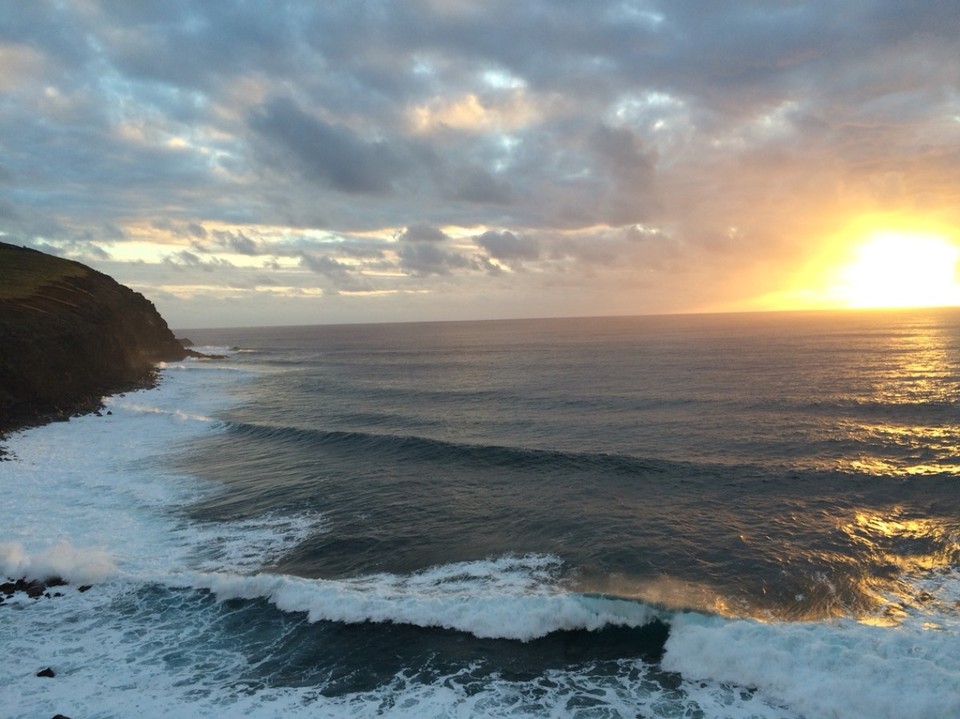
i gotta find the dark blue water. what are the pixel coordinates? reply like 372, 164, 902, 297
4, 310, 960, 717
184, 312, 960, 606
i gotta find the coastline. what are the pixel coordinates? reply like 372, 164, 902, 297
0, 241, 200, 601
0, 242, 201, 449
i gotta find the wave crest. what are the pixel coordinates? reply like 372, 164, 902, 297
176, 554, 665, 641
0, 540, 116, 585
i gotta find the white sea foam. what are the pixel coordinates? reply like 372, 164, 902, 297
0, 540, 116, 585
313, 662, 801, 719
172, 554, 663, 642
2, 362, 231, 575
1, 359, 325, 583
174, 511, 323, 573
663, 574, 960, 719
0, 583, 797, 719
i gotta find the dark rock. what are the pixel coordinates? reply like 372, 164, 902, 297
0, 242, 189, 437
37, 667, 56, 678
1, 576, 74, 601
23, 579, 46, 599
53, 715, 72, 719
8, 578, 52, 599
78, 585, 92, 593
177, 337, 195, 347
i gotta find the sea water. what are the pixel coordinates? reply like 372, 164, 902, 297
2, 311, 959, 718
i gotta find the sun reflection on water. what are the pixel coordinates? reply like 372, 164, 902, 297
870, 322, 959, 403
839, 420, 960, 476
841, 508, 960, 626
833, 315, 960, 475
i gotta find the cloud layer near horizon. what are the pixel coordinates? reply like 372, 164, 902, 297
2, 1, 959, 326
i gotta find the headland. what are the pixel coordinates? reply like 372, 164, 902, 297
0, 242, 193, 439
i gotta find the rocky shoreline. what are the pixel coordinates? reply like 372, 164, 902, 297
1, 244, 201, 718
0, 242, 201, 442
1, 242, 202, 586
0, 576, 91, 603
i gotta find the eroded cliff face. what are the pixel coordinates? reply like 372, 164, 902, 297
0, 242, 188, 435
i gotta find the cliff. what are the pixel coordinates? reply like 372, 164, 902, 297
0, 242, 189, 436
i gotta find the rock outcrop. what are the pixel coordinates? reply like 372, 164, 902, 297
0, 242, 189, 436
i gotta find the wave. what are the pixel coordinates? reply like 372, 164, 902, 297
756, 395, 960, 426
0, 540, 116, 585
0, 576, 790, 719
218, 410, 960, 484
173, 554, 667, 642
8, 547, 958, 719
663, 585, 960, 719
220, 419, 681, 476
0, 543, 667, 643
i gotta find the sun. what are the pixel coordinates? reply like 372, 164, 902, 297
737, 217, 960, 313
834, 230, 960, 309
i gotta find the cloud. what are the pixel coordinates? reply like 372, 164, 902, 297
589, 124, 659, 225
408, 90, 538, 134
249, 97, 404, 195
397, 241, 472, 276
0, 197, 20, 220
396, 223, 473, 275
398, 223, 450, 243
299, 253, 351, 276
2, 0, 959, 323
213, 230, 260, 256
165, 249, 233, 272
475, 230, 539, 265
452, 167, 513, 204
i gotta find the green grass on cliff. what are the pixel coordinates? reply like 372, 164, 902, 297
0, 242, 90, 300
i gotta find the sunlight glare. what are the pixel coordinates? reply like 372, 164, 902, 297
837, 231, 960, 309
737, 219, 960, 314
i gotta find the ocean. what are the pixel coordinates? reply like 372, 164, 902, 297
2, 310, 959, 718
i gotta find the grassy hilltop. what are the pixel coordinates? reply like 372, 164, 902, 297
0, 242, 188, 436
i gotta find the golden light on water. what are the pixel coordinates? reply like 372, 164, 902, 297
841, 509, 960, 627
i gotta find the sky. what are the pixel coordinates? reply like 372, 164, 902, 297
2, 0, 959, 328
